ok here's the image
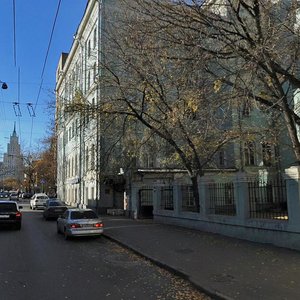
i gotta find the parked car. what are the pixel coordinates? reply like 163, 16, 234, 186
0, 200, 22, 230
57, 208, 104, 240
30, 193, 49, 210
43, 199, 68, 220
21, 192, 33, 199
9, 191, 19, 201
0, 192, 10, 199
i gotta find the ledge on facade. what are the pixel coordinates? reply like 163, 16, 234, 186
135, 168, 238, 174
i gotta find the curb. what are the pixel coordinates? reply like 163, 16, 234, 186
103, 233, 233, 300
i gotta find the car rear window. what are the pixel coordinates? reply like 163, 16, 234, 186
70, 211, 97, 219
49, 201, 63, 206
37, 196, 48, 199
0, 203, 17, 212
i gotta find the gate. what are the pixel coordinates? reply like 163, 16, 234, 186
138, 188, 153, 218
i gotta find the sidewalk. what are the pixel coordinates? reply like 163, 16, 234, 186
101, 216, 300, 300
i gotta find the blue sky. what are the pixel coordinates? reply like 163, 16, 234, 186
0, 0, 87, 156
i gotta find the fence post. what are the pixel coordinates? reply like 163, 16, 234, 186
199, 176, 209, 217
153, 186, 160, 215
285, 166, 300, 226
130, 185, 139, 219
173, 184, 181, 216
235, 172, 249, 222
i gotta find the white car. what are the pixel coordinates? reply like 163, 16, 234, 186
30, 193, 49, 210
57, 208, 104, 240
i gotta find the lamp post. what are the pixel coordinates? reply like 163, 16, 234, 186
0, 81, 8, 89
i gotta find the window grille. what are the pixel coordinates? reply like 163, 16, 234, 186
160, 186, 173, 210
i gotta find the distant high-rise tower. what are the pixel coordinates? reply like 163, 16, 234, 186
2, 123, 23, 182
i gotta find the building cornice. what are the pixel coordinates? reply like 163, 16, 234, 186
56, 0, 98, 91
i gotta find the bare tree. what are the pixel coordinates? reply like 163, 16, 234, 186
67, 0, 244, 211
129, 0, 300, 165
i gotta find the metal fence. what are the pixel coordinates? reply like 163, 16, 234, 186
208, 182, 236, 216
181, 185, 198, 212
160, 186, 174, 210
248, 179, 288, 220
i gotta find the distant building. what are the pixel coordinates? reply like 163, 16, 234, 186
1, 123, 24, 182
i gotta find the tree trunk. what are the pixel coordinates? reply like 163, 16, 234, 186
191, 176, 200, 213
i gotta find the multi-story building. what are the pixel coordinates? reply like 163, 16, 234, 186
56, 0, 125, 212
0, 123, 24, 184
56, 0, 299, 218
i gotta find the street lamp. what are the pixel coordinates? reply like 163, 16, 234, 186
0, 80, 8, 89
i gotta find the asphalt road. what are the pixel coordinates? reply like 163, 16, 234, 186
0, 203, 210, 300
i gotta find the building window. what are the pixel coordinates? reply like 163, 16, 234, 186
72, 122, 75, 138
85, 146, 89, 171
262, 142, 272, 166
69, 127, 72, 141
76, 119, 78, 136
93, 63, 97, 81
242, 99, 251, 117
93, 27, 97, 49
86, 187, 89, 202
68, 159, 71, 178
87, 40, 91, 57
75, 154, 78, 175
244, 141, 255, 166
219, 150, 225, 167
91, 144, 95, 170
87, 70, 90, 90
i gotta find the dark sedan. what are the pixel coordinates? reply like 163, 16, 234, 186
0, 201, 22, 230
43, 200, 68, 220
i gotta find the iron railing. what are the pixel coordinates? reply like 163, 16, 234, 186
208, 182, 236, 216
248, 179, 288, 220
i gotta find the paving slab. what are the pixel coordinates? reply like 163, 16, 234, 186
102, 216, 300, 300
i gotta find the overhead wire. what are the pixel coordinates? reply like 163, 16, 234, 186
17, 67, 22, 146
29, 0, 62, 150
13, 0, 17, 66
40, 0, 62, 79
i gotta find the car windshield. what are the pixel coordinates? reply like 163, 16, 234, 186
70, 211, 97, 219
0, 203, 17, 212
48, 201, 63, 207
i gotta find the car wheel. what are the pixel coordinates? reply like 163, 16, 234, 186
64, 228, 69, 240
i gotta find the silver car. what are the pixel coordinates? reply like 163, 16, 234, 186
57, 208, 104, 240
